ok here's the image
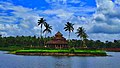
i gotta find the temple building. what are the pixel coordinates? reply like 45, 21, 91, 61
46, 31, 68, 49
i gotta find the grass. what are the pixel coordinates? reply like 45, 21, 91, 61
75, 50, 105, 53
0, 47, 24, 51
14, 49, 107, 55
0, 47, 107, 56
15, 50, 69, 53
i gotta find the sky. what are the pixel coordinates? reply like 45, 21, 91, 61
0, 0, 120, 42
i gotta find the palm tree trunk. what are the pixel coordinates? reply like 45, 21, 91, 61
83, 39, 87, 48
40, 24, 42, 45
44, 32, 47, 46
41, 25, 42, 38
81, 37, 83, 48
45, 34, 46, 38
69, 31, 70, 42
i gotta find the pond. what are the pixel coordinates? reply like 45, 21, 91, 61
0, 51, 120, 68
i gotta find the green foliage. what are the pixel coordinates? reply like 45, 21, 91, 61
14, 49, 107, 56
69, 47, 75, 53
75, 27, 87, 39
0, 36, 120, 49
64, 22, 74, 32
16, 50, 70, 53
0, 47, 24, 51
38, 18, 46, 37
0, 36, 53, 48
64, 22, 74, 41
75, 27, 88, 48
43, 23, 52, 36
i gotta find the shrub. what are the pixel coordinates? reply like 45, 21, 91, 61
69, 47, 75, 53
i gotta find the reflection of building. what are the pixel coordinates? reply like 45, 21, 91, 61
46, 31, 68, 49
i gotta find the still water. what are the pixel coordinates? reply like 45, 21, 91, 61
0, 51, 120, 68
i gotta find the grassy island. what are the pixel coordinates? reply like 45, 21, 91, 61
11, 49, 107, 56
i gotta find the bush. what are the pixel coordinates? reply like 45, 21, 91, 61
69, 47, 75, 53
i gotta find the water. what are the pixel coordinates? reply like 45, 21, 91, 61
0, 51, 120, 68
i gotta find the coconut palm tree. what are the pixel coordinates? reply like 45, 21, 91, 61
75, 27, 88, 48
38, 18, 46, 38
64, 22, 74, 41
43, 22, 52, 38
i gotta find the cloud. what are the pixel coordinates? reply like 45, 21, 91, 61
45, 0, 82, 5
43, 9, 74, 20
89, 33, 120, 42
74, 0, 120, 41
0, 1, 70, 37
88, 0, 120, 34
0, 0, 120, 42
45, 0, 96, 16
67, 0, 120, 41
89, 23, 120, 34
0, 2, 41, 36
93, 13, 106, 22
115, 0, 120, 5
96, 0, 114, 11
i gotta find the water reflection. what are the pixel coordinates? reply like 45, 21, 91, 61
71, 57, 89, 68
0, 51, 120, 68
51, 56, 89, 68
52, 56, 71, 68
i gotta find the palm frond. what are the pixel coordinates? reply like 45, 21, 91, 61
43, 23, 52, 34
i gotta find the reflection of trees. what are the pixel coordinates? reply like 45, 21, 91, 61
53, 56, 72, 68
71, 57, 88, 68
52, 56, 88, 68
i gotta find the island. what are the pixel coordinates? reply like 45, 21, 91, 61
10, 32, 107, 56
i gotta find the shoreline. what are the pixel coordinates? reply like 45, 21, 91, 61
102, 48, 120, 52
15, 52, 107, 56
1, 47, 120, 52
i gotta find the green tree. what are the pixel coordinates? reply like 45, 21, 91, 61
43, 23, 52, 38
38, 18, 46, 38
64, 22, 74, 41
75, 27, 88, 48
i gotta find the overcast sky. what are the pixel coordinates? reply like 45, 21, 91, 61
0, 0, 120, 42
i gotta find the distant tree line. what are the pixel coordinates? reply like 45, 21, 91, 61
0, 35, 52, 48
0, 35, 120, 48
69, 39, 120, 48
